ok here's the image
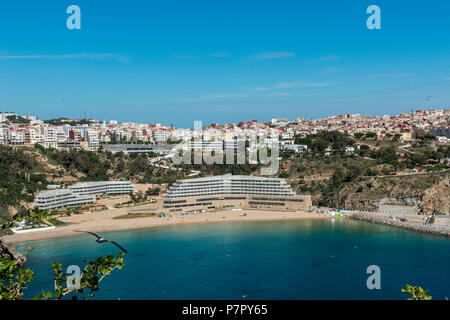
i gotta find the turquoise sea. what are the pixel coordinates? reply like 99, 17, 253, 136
14, 219, 450, 300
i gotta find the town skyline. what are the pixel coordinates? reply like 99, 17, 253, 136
1, 108, 448, 152
2, 106, 449, 128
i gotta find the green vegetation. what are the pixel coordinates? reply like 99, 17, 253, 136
5, 115, 30, 124
0, 146, 48, 227
1, 208, 65, 236
0, 257, 34, 300
401, 284, 432, 300
146, 187, 161, 196
0, 144, 188, 225
43, 118, 92, 126
35, 145, 110, 181
0, 252, 124, 300
35, 252, 125, 300
295, 131, 355, 154
365, 131, 377, 139
1, 130, 448, 217
281, 131, 448, 209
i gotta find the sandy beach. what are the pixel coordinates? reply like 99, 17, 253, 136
2, 204, 332, 244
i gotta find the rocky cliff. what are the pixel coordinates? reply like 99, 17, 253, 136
419, 178, 450, 215
0, 239, 26, 266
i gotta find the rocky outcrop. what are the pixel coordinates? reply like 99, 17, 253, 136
0, 239, 26, 266
418, 178, 450, 215
343, 198, 379, 211
366, 178, 381, 190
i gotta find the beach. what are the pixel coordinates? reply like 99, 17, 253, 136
2, 205, 331, 244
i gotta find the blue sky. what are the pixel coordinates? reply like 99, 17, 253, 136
0, 0, 449, 127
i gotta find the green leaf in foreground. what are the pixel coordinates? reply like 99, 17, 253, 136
401, 284, 432, 300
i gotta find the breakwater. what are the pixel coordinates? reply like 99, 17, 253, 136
350, 212, 450, 238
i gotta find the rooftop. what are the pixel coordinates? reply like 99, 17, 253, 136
175, 174, 286, 183
69, 181, 132, 188
35, 189, 73, 198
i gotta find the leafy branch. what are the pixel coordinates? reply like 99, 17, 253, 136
0, 257, 35, 300
402, 284, 432, 300
34, 252, 125, 300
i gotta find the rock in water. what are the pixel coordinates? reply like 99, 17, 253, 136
0, 239, 26, 266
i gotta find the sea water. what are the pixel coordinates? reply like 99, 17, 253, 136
14, 219, 450, 300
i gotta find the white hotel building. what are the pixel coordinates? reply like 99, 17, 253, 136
34, 181, 135, 211
158, 174, 312, 213
69, 181, 135, 196
33, 189, 96, 211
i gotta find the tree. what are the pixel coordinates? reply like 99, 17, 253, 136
0, 257, 34, 300
1, 252, 125, 300
374, 147, 398, 165
365, 132, 377, 139
6, 115, 30, 124
129, 191, 138, 203
358, 144, 371, 157
35, 252, 125, 300
279, 172, 289, 178
146, 187, 161, 196
401, 284, 432, 300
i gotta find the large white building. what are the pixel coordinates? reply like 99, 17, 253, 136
164, 174, 297, 198
34, 181, 135, 211
159, 174, 312, 212
183, 141, 224, 151
182, 140, 245, 152
69, 181, 135, 196
33, 189, 95, 211
153, 130, 167, 142
85, 130, 100, 151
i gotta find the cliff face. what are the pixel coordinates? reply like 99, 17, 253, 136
419, 178, 450, 215
0, 239, 26, 266
342, 198, 379, 211
325, 173, 449, 213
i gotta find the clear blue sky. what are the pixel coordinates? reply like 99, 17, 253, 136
0, 0, 449, 127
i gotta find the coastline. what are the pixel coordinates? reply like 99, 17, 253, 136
350, 212, 450, 238
5, 205, 449, 245
2, 208, 332, 244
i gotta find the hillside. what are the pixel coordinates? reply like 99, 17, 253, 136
0, 132, 449, 225
275, 132, 449, 214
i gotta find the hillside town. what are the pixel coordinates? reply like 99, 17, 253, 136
1, 109, 449, 153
